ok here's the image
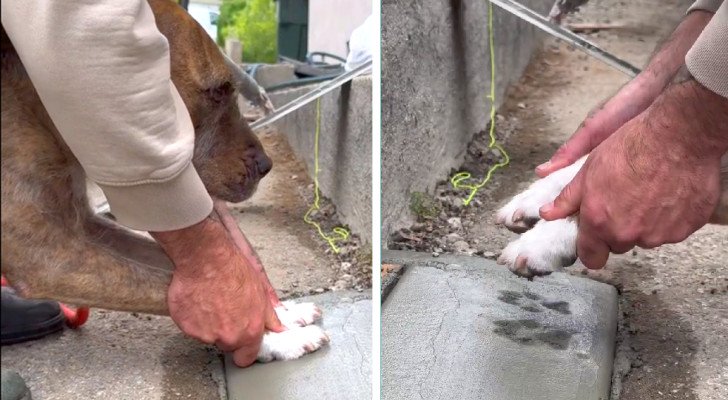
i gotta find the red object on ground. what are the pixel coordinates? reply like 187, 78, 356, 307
1, 274, 90, 328
60, 304, 90, 328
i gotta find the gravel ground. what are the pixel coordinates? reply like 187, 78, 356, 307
389, 1, 727, 398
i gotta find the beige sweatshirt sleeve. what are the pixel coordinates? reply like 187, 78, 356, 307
686, 0, 728, 98
1, 0, 213, 232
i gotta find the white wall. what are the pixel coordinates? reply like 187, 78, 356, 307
188, 1, 221, 41
308, 0, 372, 60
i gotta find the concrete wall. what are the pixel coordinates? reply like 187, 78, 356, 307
268, 76, 372, 244
380, 0, 551, 247
308, 0, 372, 59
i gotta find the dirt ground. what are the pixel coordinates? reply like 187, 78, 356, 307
389, 0, 727, 399
231, 127, 372, 297
1, 127, 370, 400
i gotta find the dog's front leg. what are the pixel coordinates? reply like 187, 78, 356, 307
84, 215, 174, 271
2, 205, 173, 315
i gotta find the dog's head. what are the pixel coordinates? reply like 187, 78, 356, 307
148, 0, 271, 203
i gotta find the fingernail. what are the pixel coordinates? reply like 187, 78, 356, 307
540, 203, 554, 214
536, 161, 551, 171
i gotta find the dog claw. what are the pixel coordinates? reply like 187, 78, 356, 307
515, 256, 529, 274
512, 209, 524, 222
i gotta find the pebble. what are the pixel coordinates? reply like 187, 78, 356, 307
482, 251, 496, 258
453, 240, 471, 253
315, 288, 325, 293
447, 217, 463, 230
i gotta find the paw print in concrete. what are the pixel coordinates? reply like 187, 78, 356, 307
493, 290, 573, 350
496, 290, 571, 315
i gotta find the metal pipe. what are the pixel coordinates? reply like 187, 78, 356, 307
489, 0, 641, 77
249, 59, 373, 131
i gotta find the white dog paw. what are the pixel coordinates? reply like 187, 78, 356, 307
257, 325, 331, 363
275, 301, 323, 328
495, 157, 586, 233
497, 218, 578, 278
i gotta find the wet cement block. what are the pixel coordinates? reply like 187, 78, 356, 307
381, 250, 618, 400
225, 291, 372, 400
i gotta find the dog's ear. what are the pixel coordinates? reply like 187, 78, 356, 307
207, 81, 234, 104
222, 53, 275, 114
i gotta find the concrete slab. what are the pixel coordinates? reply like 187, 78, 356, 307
381, 250, 618, 400
225, 291, 372, 400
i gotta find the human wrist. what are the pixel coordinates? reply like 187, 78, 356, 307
645, 77, 728, 157
150, 214, 234, 271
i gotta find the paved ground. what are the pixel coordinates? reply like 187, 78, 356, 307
387, 1, 728, 399
381, 251, 617, 400
225, 291, 372, 400
1, 129, 365, 399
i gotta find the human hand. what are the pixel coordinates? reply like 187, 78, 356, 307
536, 78, 660, 178
539, 79, 728, 269
151, 215, 286, 367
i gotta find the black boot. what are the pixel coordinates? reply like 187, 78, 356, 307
1, 286, 65, 345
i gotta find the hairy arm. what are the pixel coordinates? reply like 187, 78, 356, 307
537, 9, 715, 177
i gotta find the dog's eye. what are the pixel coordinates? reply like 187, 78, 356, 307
208, 81, 233, 103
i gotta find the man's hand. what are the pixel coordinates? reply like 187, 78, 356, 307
536, 78, 659, 178
536, 10, 714, 178
151, 215, 286, 367
540, 78, 728, 269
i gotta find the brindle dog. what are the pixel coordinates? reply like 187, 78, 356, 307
1, 0, 328, 362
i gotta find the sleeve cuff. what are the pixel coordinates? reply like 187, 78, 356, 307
98, 163, 214, 232
686, 1, 728, 98
687, 0, 723, 14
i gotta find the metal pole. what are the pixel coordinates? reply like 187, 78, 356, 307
489, 0, 641, 78
249, 60, 373, 131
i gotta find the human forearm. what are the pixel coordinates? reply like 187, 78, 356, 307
149, 214, 234, 273
644, 76, 728, 158
636, 9, 714, 98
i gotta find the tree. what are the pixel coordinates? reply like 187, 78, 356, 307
218, 0, 277, 63
217, 0, 247, 47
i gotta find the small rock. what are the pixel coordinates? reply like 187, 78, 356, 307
453, 240, 471, 253
315, 288, 325, 293
341, 262, 352, 272
482, 251, 496, 258
432, 252, 440, 257
445, 233, 463, 243
333, 280, 349, 291
447, 217, 463, 230
517, 102, 526, 109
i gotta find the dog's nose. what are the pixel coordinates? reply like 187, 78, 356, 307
256, 154, 272, 177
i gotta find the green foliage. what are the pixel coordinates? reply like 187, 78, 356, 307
409, 192, 441, 220
218, 0, 277, 63
216, 0, 246, 47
